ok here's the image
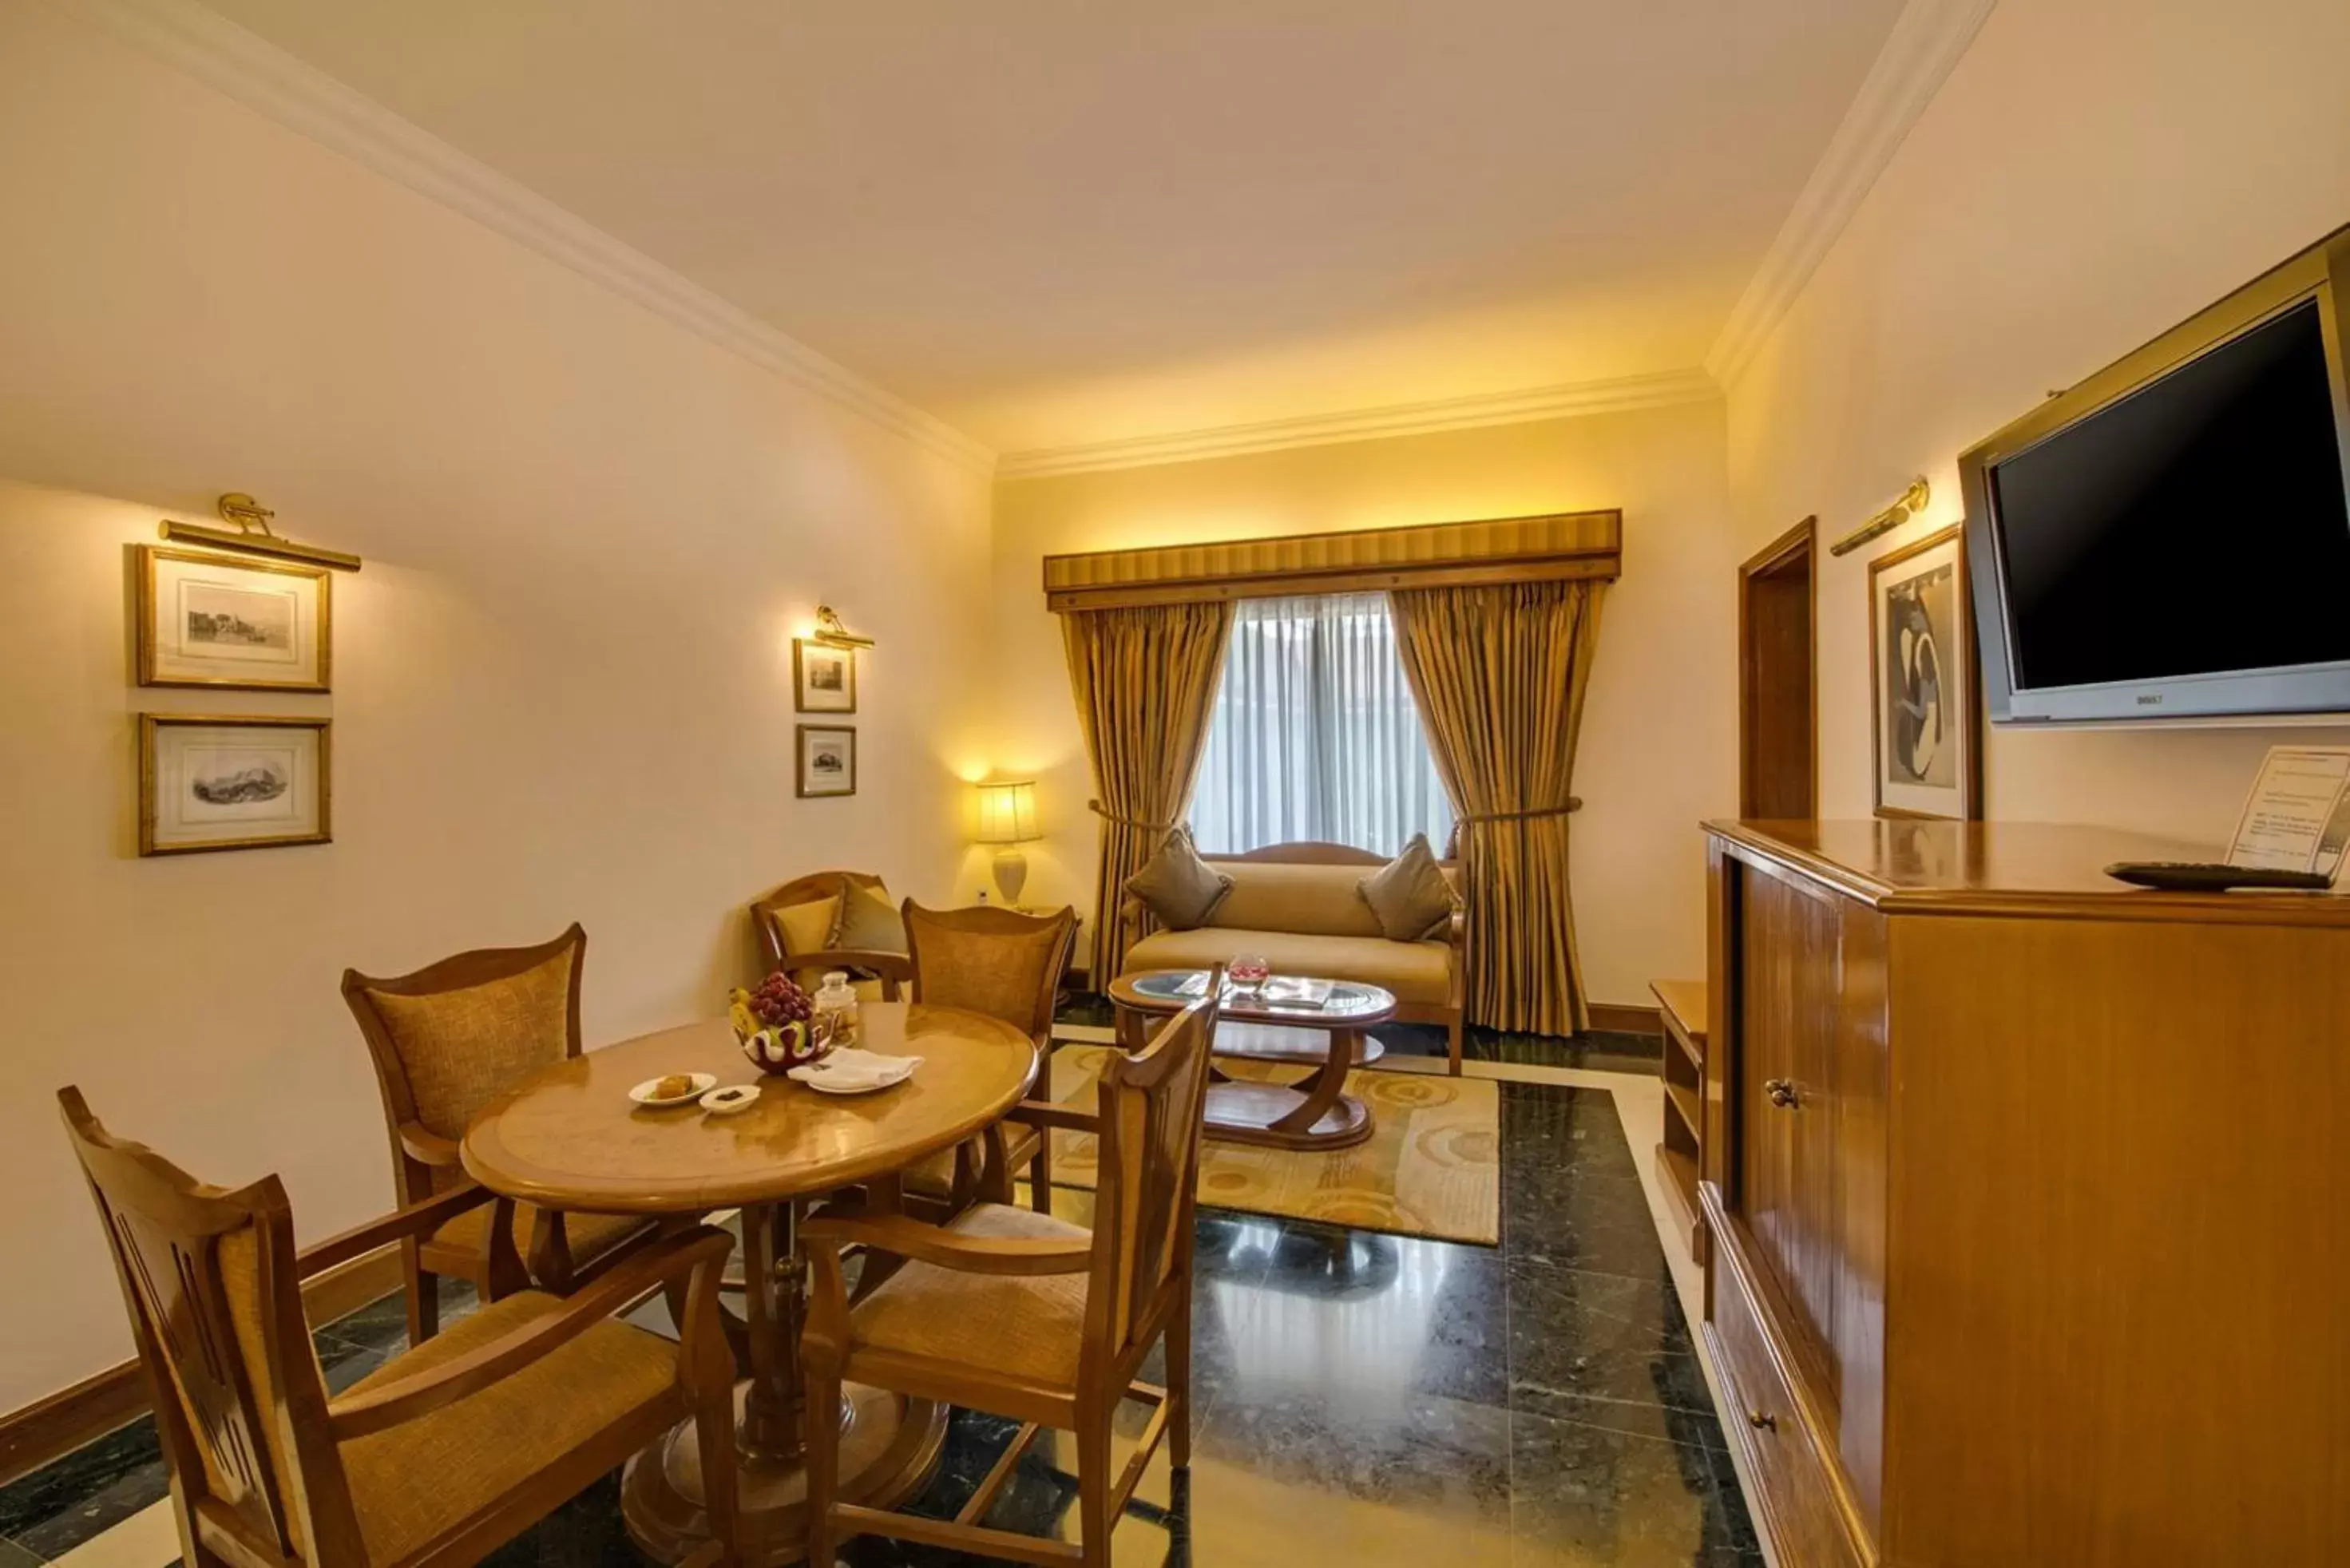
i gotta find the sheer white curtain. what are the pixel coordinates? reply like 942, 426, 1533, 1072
1189, 592, 1456, 856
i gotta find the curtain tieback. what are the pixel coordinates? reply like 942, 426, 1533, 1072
1456, 798, 1582, 825
1088, 798, 1179, 833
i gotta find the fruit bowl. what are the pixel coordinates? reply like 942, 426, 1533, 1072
729, 972, 834, 1076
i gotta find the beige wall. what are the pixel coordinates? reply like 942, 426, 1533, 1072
0, 0, 991, 1413
1726, 0, 2350, 834
987, 402, 1741, 1012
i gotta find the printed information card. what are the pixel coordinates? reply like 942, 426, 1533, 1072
2225, 746, 2350, 881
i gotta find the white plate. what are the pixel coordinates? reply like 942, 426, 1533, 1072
699, 1083, 762, 1115
629, 1072, 717, 1108
788, 1051, 921, 1095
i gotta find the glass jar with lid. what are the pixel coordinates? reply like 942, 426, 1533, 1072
812, 970, 860, 1049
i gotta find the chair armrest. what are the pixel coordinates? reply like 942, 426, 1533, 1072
1445, 907, 1467, 948
324, 1224, 735, 1441
802, 1210, 1091, 1278
295, 1185, 499, 1281
397, 1122, 462, 1166
1006, 1099, 1097, 1135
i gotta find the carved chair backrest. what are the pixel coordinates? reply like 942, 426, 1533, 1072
340, 925, 586, 1203
1084, 981, 1221, 1360
901, 901, 1076, 1045
57, 1089, 358, 1566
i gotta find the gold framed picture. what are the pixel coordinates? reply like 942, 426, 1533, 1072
140, 715, 332, 856
793, 639, 857, 713
1869, 524, 1981, 821
795, 724, 857, 798
137, 546, 331, 691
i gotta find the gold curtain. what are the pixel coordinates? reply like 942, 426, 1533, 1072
1061, 601, 1234, 984
1390, 580, 1605, 1036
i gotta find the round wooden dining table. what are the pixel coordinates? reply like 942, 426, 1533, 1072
461, 1001, 1039, 1566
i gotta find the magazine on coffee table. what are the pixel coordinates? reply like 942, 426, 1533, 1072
1256, 976, 1334, 1007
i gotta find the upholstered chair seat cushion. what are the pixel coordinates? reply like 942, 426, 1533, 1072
429, 1202, 652, 1269
360, 952, 576, 1141
1123, 828, 1233, 930
333, 1288, 679, 1563
901, 1123, 1040, 1201
898, 1072, 1091, 1199
846, 1204, 1091, 1389
1124, 927, 1452, 1005
1357, 833, 1460, 941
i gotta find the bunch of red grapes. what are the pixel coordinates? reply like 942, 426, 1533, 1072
747, 971, 813, 1029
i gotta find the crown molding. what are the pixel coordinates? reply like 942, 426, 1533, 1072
1704, 0, 1997, 388
62, 0, 996, 472
996, 368, 1722, 480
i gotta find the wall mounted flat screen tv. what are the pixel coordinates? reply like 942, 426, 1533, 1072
1961, 226, 2350, 723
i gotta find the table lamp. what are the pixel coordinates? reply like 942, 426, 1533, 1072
973, 778, 1041, 905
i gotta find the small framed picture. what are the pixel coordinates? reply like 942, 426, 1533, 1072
137, 547, 331, 691
1869, 524, 1981, 821
795, 725, 857, 798
140, 715, 331, 856
794, 639, 857, 713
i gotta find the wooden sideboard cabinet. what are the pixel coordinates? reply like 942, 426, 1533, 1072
1699, 819, 2350, 1568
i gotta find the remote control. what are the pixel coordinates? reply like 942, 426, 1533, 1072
2103, 860, 2333, 892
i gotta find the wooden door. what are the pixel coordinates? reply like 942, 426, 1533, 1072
1740, 520, 1817, 820
1735, 863, 1842, 1390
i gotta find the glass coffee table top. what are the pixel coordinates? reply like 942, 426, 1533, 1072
1116, 968, 1395, 1024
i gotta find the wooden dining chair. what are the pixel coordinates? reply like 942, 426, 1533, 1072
57, 1087, 741, 1568
342, 925, 666, 1342
799, 979, 1220, 1566
899, 901, 1079, 1215
750, 872, 912, 1000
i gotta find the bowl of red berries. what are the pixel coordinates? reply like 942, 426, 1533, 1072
727, 971, 833, 1075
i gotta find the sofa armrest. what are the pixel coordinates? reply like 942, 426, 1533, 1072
1446, 906, 1468, 1016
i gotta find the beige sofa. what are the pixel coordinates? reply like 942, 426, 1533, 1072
1119, 841, 1466, 1073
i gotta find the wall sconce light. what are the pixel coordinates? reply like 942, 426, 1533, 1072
809, 604, 874, 650
973, 778, 1041, 905
1829, 476, 1932, 557
159, 493, 363, 572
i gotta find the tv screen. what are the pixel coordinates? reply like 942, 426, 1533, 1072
1988, 298, 2350, 694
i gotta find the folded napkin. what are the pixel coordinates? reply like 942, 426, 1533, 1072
788, 1047, 923, 1091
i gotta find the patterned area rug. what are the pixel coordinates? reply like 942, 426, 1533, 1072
1042, 1043, 1500, 1245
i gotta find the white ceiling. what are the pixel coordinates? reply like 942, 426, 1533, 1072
196, 0, 1908, 458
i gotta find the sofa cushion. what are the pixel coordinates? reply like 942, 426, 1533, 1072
1358, 833, 1459, 941
1125, 828, 1233, 929
1123, 927, 1452, 1006
1205, 861, 1392, 939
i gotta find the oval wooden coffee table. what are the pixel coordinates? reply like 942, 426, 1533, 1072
1108, 969, 1393, 1150
462, 1002, 1037, 1566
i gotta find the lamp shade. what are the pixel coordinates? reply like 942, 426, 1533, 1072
973, 779, 1040, 845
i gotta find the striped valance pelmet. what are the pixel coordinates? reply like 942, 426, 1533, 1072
1041, 509, 1621, 612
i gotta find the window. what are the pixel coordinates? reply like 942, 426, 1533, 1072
1189, 592, 1455, 856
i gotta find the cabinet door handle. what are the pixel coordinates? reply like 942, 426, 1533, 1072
1748, 1409, 1777, 1432
1764, 1077, 1799, 1109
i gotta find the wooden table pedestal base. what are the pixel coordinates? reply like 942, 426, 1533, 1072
621, 1380, 945, 1566
1199, 1025, 1378, 1151
1203, 1079, 1374, 1150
